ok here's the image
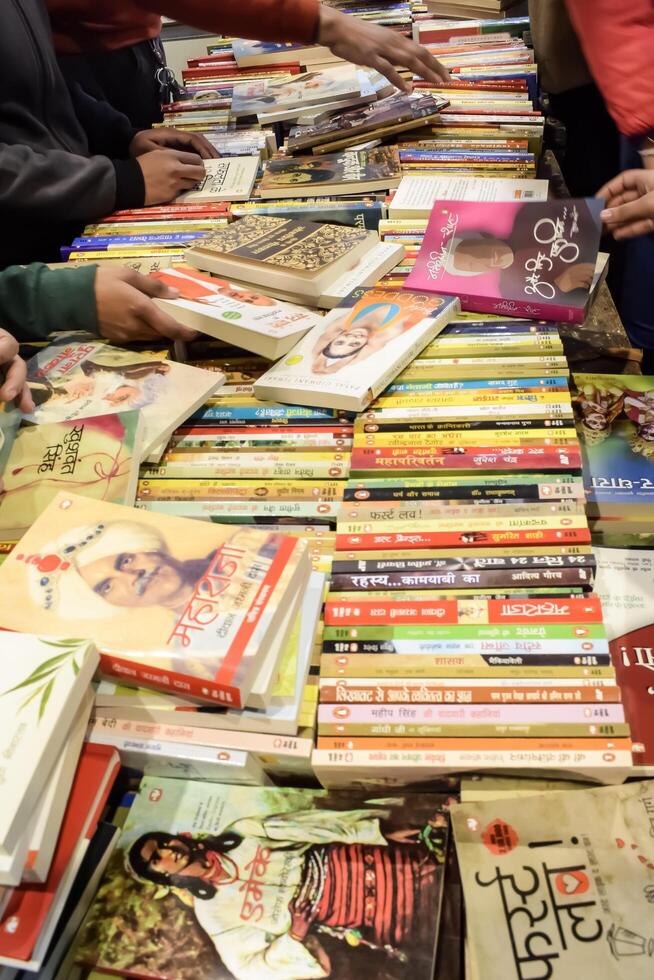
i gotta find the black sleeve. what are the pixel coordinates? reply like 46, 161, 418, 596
67, 81, 140, 158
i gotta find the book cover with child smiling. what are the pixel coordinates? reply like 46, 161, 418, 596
406, 198, 603, 323
254, 286, 460, 412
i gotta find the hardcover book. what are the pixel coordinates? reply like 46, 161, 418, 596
176, 158, 259, 204
23, 341, 222, 460
0, 412, 143, 540
259, 147, 401, 199
75, 778, 450, 980
0, 493, 310, 709
254, 287, 460, 411
405, 198, 603, 322
185, 216, 373, 301
0, 634, 98, 857
149, 265, 322, 360
231, 66, 361, 117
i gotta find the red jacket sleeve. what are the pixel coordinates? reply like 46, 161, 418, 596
157, 0, 319, 44
565, 0, 654, 141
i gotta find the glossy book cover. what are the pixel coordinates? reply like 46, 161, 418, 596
594, 546, 654, 768
254, 287, 460, 411
572, 374, 654, 513
76, 778, 451, 980
405, 198, 602, 322
0, 493, 309, 708
0, 411, 142, 538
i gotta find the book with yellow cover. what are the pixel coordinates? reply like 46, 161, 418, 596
0, 494, 310, 709
0, 412, 143, 540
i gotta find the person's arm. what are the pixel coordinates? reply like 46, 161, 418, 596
565, 1, 654, 149
0, 264, 197, 343
67, 81, 138, 158
153, 0, 449, 89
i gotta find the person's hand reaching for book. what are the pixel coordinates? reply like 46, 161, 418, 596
94, 267, 199, 343
137, 149, 207, 206
554, 262, 595, 293
130, 128, 219, 160
0, 330, 33, 413
317, 5, 449, 92
599, 169, 654, 239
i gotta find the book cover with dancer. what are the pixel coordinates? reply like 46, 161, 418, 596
406, 199, 602, 322
75, 779, 451, 980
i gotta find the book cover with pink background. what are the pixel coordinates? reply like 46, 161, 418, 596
405, 198, 602, 322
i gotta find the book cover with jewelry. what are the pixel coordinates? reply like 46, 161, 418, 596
23, 341, 222, 460
0, 493, 309, 708
75, 778, 451, 980
405, 199, 602, 322
0, 411, 143, 540
452, 779, 654, 980
254, 288, 460, 412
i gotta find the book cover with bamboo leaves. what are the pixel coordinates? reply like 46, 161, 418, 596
0, 634, 98, 855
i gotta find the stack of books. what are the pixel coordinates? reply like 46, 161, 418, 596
311, 318, 633, 787
0, 635, 121, 975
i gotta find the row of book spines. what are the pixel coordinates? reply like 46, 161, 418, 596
318, 682, 621, 704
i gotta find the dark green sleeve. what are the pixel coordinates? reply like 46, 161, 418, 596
0, 263, 99, 341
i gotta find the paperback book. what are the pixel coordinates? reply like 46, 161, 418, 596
405, 198, 603, 322
0, 493, 310, 708
254, 287, 460, 411
259, 147, 402, 198
148, 265, 322, 359
186, 216, 373, 302
75, 779, 450, 980
24, 341, 222, 460
231, 66, 361, 117
0, 412, 143, 540
176, 158, 259, 203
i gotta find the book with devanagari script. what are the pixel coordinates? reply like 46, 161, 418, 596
0, 493, 310, 709
75, 778, 450, 980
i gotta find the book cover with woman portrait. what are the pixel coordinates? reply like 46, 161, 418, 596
254, 287, 460, 412
405, 198, 603, 323
74, 778, 453, 980
0, 493, 309, 707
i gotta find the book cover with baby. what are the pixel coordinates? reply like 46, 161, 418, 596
253, 286, 460, 411
0, 493, 309, 707
405, 198, 603, 322
24, 341, 222, 459
76, 778, 450, 980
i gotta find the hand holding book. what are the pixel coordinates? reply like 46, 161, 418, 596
93, 267, 197, 343
0, 329, 33, 413
599, 168, 654, 239
317, 4, 450, 93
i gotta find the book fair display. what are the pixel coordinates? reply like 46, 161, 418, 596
0, 3, 651, 979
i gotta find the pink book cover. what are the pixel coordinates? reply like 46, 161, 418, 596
318, 703, 625, 725
405, 198, 603, 322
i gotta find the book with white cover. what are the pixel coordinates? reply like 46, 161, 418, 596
254, 287, 460, 411
175, 157, 259, 203
231, 66, 361, 118
149, 264, 322, 359
0, 636, 98, 857
83, 733, 270, 785
388, 174, 549, 219
0, 691, 92, 887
